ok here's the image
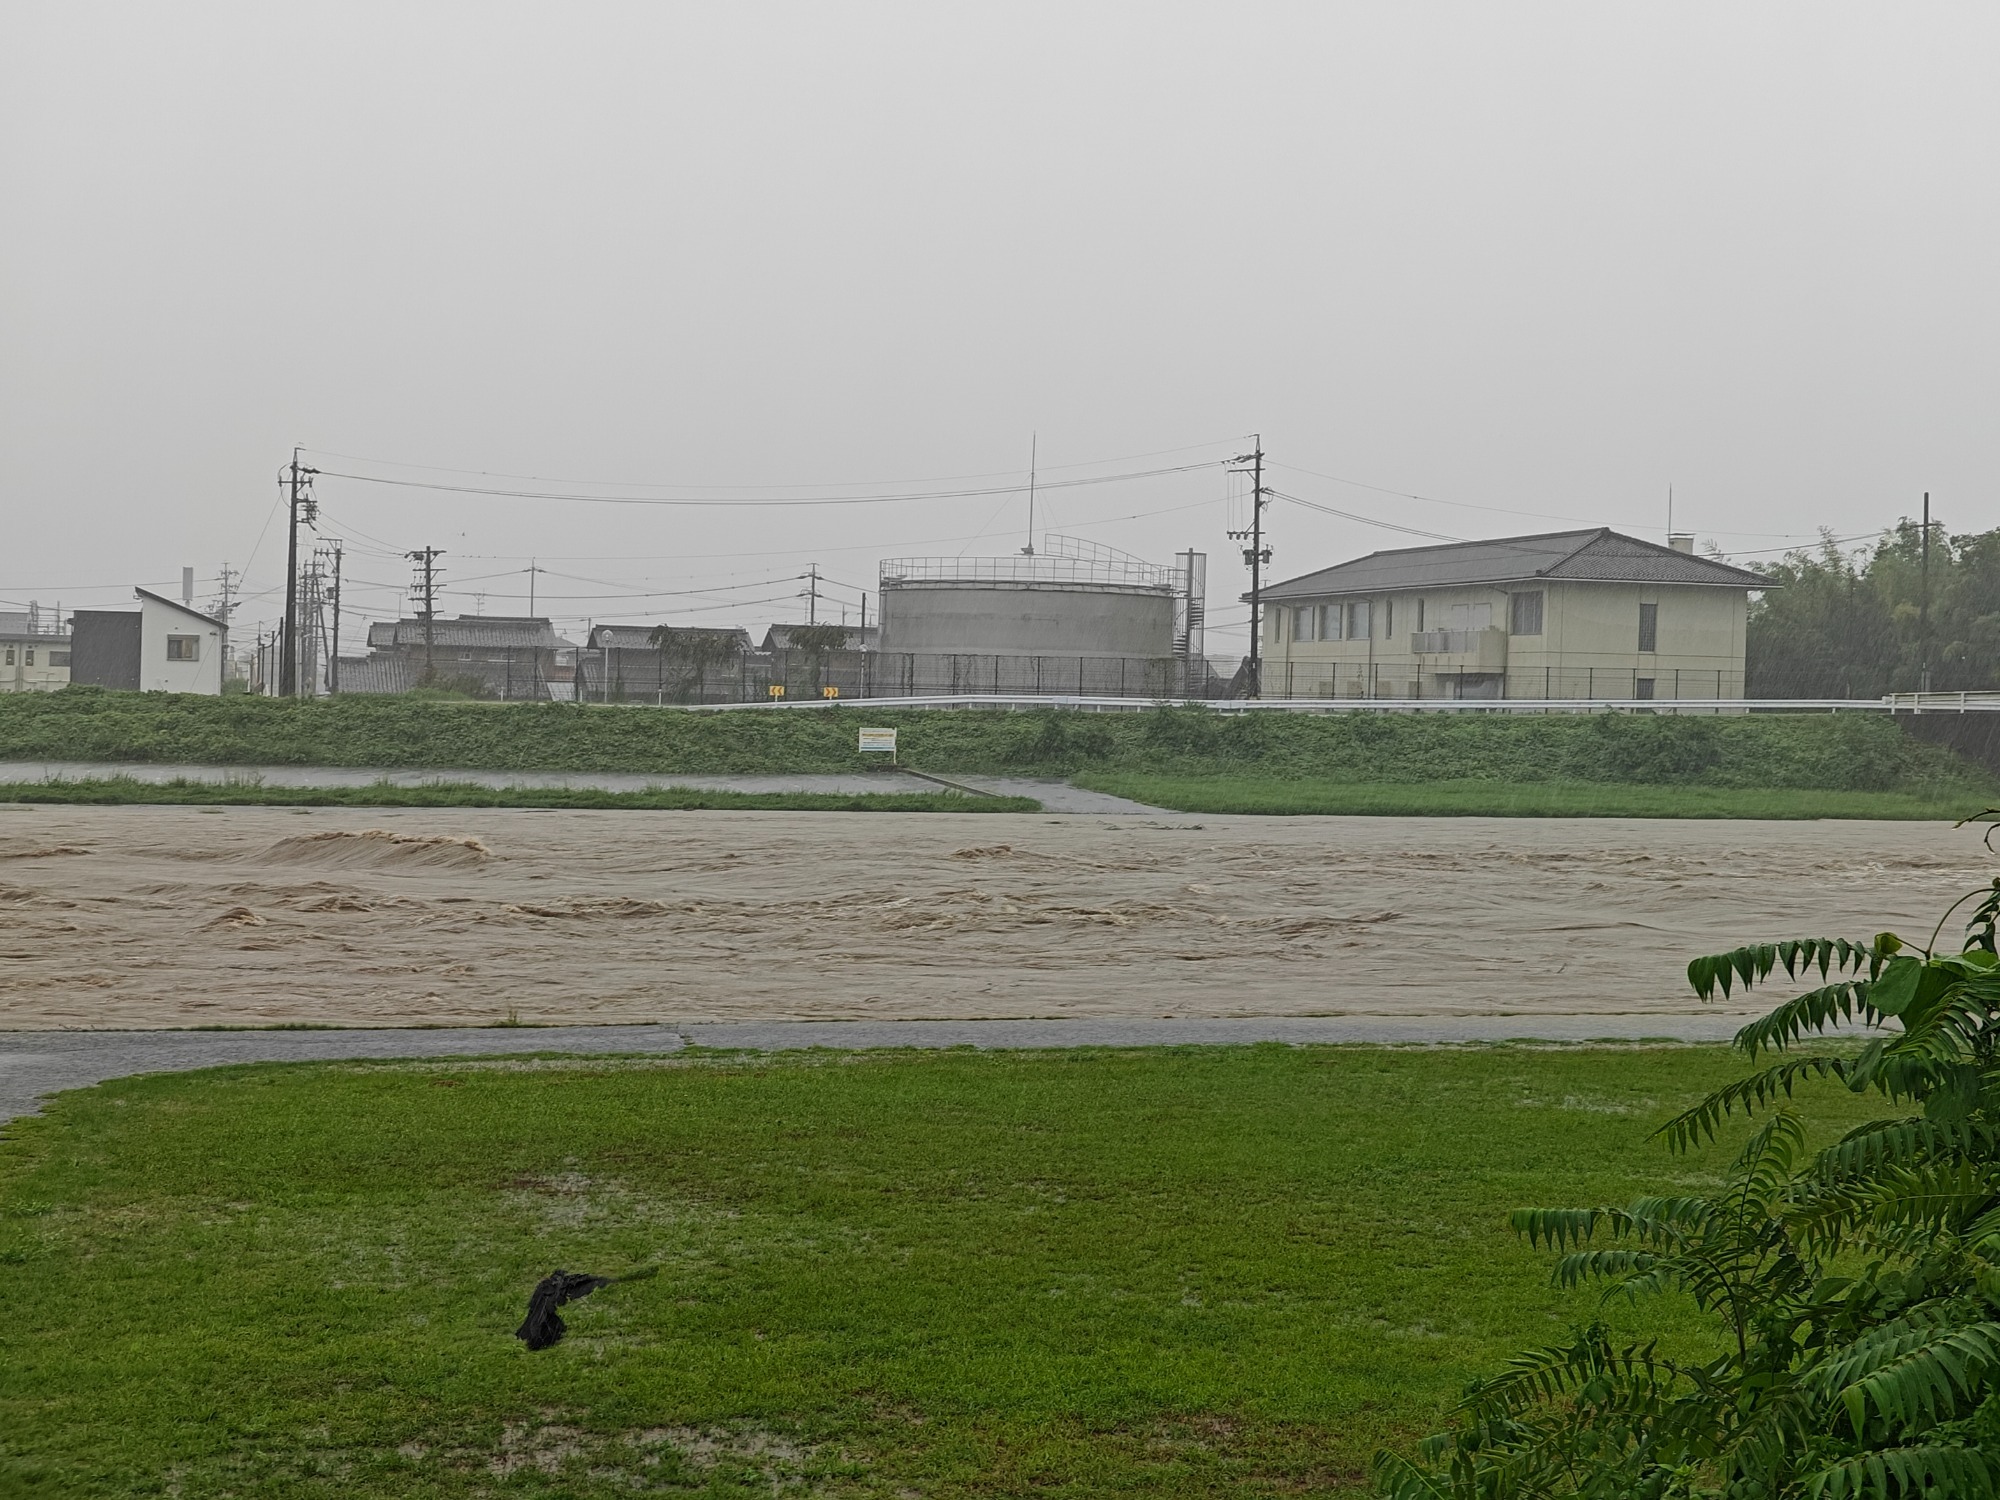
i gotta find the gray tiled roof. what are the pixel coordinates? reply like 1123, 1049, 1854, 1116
365, 616, 560, 650
1262, 529, 1768, 601
761, 623, 877, 650
332, 655, 416, 694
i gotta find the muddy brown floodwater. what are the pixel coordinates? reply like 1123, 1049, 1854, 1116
0, 805, 1989, 1031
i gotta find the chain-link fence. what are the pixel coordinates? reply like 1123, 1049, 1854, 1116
1263, 662, 1742, 701
574, 648, 1233, 704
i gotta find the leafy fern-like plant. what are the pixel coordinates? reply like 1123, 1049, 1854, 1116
1377, 819, 2000, 1500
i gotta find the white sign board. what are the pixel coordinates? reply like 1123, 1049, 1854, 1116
858, 727, 898, 754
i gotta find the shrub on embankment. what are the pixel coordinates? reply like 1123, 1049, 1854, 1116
0, 688, 1987, 793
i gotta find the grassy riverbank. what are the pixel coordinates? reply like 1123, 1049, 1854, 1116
0, 776, 1034, 814
0, 1044, 1880, 1498
1077, 774, 1983, 820
0, 693, 1986, 807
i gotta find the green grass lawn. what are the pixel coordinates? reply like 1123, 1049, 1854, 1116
0, 1045, 1882, 1497
0, 777, 1036, 814
1080, 774, 1986, 820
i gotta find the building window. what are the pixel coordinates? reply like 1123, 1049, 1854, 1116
1319, 604, 1343, 640
1638, 602, 1658, 653
1265, 611, 1281, 643
2, 648, 11, 666
1383, 599, 1393, 639
1635, 677, 1656, 700
1346, 600, 1371, 640
1509, 591, 1544, 636
49, 651, 69, 667
1292, 605, 1316, 642
23, 650, 32, 666
166, 636, 200, 661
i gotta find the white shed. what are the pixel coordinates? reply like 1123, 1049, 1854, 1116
135, 590, 224, 694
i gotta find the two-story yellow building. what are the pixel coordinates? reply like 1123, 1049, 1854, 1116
1257, 528, 1766, 700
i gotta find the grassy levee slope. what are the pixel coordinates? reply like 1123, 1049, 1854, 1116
0, 1045, 1882, 1498
0, 690, 1988, 817
0, 777, 1034, 814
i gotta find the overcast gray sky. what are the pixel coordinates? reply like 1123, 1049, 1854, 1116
4, 3, 1995, 649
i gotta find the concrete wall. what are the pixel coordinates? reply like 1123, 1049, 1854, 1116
879, 580, 1175, 658
138, 595, 224, 694
69, 611, 142, 690
1264, 581, 1749, 698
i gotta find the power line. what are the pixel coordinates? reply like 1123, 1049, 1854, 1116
297, 436, 1251, 492
1267, 489, 1467, 543
1269, 460, 1841, 542
310, 460, 1227, 508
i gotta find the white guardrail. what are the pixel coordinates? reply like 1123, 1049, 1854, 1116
682, 695, 2000, 715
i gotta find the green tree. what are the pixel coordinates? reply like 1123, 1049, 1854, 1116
646, 626, 741, 704
1749, 523, 2000, 696
1378, 827, 2000, 1498
786, 623, 854, 697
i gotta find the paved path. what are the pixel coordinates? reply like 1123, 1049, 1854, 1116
0, 761, 1164, 816
0, 1014, 1752, 1124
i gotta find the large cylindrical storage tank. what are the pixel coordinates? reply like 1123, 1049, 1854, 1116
877, 550, 1175, 658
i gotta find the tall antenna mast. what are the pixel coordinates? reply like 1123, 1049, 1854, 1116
1667, 483, 1673, 541
1022, 433, 1037, 556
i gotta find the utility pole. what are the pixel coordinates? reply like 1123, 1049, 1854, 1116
1919, 492, 1933, 695
527, 560, 543, 617
1226, 436, 1270, 698
213, 565, 239, 682
802, 563, 821, 625
407, 546, 444, 682
1021, 433, 1037, 556
300, 556, 324, 696
317, 540, 344, 694
279, 450, 319, 697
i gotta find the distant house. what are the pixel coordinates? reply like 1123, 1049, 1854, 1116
0, 610, 71, 693
68, 590, 225, 694
760, 623, 877, 652
577, 624, 751, 703
353, 615, 559, 699
1258, 529, 1767, 700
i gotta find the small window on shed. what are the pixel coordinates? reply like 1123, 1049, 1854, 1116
1638, 602, 1658, 653
165, 635, 200, 660
1509, 591, 1544, 636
